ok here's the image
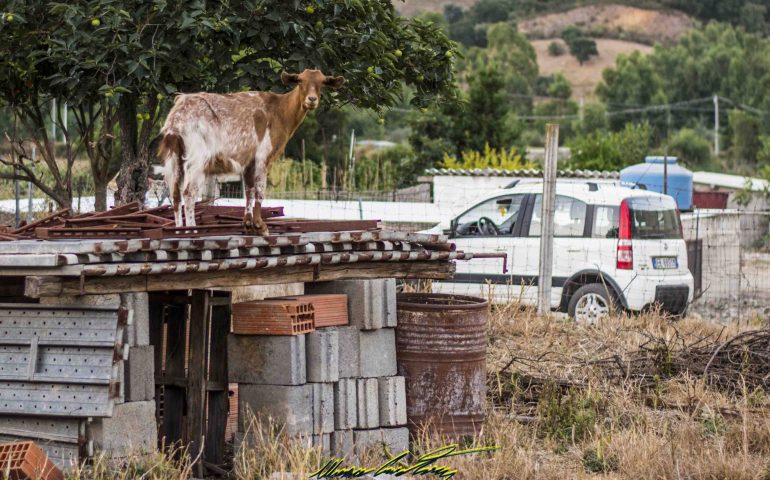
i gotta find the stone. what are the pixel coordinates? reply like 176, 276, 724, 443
91, 401, 157, 457
311, 433, 331, 456
306, 279, 396, 330
312, 383, 335, 434
238, 384, 313, 436
333, 379, 357, 430
330, 430, 354, 459
377, 376, 406, 427
352, 428, 409, 456
306, 330, 339, 383
330, 326, 360, 378
123, 292, 150, 346
356, 378, 379, 429
358, 329, 396, 378
125, 345, 155, 402
228, 334, 306, 385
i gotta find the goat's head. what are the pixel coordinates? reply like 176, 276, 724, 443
281, 69, 345, 110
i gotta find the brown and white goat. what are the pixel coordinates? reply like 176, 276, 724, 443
158, 69, 345, 235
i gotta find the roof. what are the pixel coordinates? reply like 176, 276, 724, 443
470, 181, 662, 208
692, 171, 769, 192
424, 168, 620, 179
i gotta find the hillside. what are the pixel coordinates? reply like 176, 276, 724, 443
519, 4, 696, 44
397, 0, 477, 16
532, 38, 653, 100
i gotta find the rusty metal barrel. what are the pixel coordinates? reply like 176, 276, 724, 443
395, 292, 488, 438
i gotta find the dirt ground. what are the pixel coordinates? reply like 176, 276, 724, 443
532, 37, 653, 100
519, 4, 696, 44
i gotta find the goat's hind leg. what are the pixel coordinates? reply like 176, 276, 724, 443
242, 162, 256, 232
253, 173, 269, 237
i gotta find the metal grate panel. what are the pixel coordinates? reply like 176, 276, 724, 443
0, 306, 124, 347
0, 345, 117, 384
0, 382, 113, 416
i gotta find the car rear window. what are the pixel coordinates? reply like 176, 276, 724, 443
627, 196, 682, 239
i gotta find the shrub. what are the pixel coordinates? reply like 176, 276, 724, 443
669, 128, 712, 167
442, 144, 534, 170
548, 40, 565, 56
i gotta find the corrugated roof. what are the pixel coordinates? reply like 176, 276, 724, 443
424, 168, 620, 179
692, 171, 769, 192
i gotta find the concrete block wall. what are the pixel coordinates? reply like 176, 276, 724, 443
232, 279, 408, 460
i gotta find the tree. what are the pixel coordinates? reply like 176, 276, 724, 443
729, 109, 762, 163
669, 128, 712, 167
548, 41, 565, 56
596, 51, 667, 131
2, 0, 459, 207
569, 37, 599, 65
561, 27, 598, 65
567, 123, 653, 171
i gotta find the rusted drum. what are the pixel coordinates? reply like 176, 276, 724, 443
396, 292, 488, 438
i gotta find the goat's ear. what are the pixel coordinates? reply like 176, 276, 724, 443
281, 72, 300, 85
323, 76, 345, 90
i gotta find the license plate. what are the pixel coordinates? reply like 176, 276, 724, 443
653, 257, 678, 269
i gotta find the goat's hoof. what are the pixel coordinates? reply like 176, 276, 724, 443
255, 222, 269, 237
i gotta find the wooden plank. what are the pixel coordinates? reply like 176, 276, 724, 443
148, 296, 165, 432
204, 292, 230, 466
186, 290, 210, 476
162, 303, 187, 448
24, 262, 456, 297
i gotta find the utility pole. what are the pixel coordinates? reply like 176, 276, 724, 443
348, 129, 356, 190
663, 150, 668, 195
538, 124, 559, 316
578, 96, 584, 127
713, 95, 720, 156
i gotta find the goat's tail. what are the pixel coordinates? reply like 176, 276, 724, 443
159, 133, 186, 216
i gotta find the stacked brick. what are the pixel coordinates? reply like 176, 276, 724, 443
230, 279, 408, 459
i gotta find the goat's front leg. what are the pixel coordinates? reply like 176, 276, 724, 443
242, 162, 256, 231
253, 173, 269, 237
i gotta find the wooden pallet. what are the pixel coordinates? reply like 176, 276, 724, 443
232, 299, 315, 335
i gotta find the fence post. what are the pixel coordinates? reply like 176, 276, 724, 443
538, 124, 559, 316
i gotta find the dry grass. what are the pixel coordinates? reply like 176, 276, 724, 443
67, 306, 769, 479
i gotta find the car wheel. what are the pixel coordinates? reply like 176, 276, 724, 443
568, 283, 614, 324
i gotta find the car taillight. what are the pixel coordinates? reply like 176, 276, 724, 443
617, 199, 633, 270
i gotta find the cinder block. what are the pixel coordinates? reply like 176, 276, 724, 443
306, 279, 396, 330
312, 383, 335, 434
330, 430, 354, 459
91, 401, 158, 457
356, 378, 379, 429
124, 292, 150, 346
306, 330, 339, 383
353, 428, 409, 456
238, 384, 313, 436
228, 334, 306, 385
377, 376, 406, 427
333, 379, 357, 430
330, 326, 360, 378
125, 345, 155, 402
311, 433, 331, 456
358, 329, 397, 378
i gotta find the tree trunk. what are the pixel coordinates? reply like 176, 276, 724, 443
93, 178, 108, 212
115, 95, 148, 206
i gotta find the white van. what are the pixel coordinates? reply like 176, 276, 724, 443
429, 181, 694, 322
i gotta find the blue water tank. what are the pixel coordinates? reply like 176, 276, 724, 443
620, 156, 693, 210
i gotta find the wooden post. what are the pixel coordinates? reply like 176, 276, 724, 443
162, 303, 187, 447
148, 298, 165, 436
187, 290, 211, 476
538, 124, 559, 316
204, 291, 231, 466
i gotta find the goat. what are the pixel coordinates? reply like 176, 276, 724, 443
158, 69, 345, 235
